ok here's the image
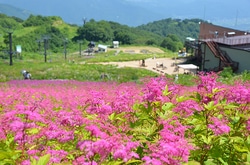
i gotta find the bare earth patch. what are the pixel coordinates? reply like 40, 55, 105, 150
109, 46, 165, 54
98, 57, 187, 75
96, 46, 188, 75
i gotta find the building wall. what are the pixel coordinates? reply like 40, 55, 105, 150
202, 43, 250, 72
201, 43, 220, 71
220, 47, 250, 73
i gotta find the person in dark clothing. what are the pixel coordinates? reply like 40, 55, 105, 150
22, 70, 32, 80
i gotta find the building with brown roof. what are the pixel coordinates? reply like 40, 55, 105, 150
188, 22, 250, 73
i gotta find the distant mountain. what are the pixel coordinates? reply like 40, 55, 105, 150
0, 4, 32, 20
0, 0, 164, 27
0, 0, 249, 31
131, 0, 250, 30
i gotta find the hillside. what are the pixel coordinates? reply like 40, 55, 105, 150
0, 14, 201, 55
137, 18, 202, 42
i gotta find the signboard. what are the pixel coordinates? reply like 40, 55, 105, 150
16, 45, 22, 53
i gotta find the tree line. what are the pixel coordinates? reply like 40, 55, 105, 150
0, 14, 202, 54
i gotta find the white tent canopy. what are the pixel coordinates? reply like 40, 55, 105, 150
98, 44, 108, 52
178, 64, 199, 69
177, 64, 199, 74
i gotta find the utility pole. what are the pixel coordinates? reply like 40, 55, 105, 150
64, 38, 68, 60
5, 30, 13, 65
82, 17, 87, 26
78, 40, 83, 56
8, 31, 13, 65
42, 35, 50, 62
3, 26, 15, 65
36, 39, 42, 52
44, 38, 47, 62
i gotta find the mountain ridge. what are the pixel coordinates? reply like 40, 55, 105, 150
0, 4, 32, 20
0, 0, 249, 30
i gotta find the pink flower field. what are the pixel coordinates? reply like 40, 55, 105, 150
0, 74, 250, 164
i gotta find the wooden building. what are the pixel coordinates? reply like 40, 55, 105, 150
187, 22, 250, 73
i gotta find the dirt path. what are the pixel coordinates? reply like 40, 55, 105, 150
98, 57, 187, 75
113, 46, 165, 54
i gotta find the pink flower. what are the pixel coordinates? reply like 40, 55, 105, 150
27, 149, 39, 156
21, 160, 31, 165
47, 149, 68, 163
142, 77, 167, 102
58, 130, 74, 143
91, 139, 112, 160
14, 131, 27, 144
85, 125, 108, 138
173, 100, 202, 117
44, 125, 62, 140
9, 120, 25, 132
197, 72, 218, 93
113, 143, 139, 162
208, 117, 230, 135
142, 156, 162, 165
0, 128, 6, 140
247, 119, 250, 131
226, 84, 250, 104
143, 119, 193, 165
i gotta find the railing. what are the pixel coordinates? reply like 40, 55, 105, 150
206, 41, 238, 72
200, 35, 250, 46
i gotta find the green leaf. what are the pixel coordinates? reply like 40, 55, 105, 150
219, 137, 228, 145
230, 116, 240, 125
37, 154, 50, 165
188, 118, 199, 125
0, 151, 10, 160
26, 128, 39, 135
218, 157, 228, 165
204, 159, 217, 165
230, 136, 244, 144
176, 96, 189, 102
31, 156, 37, 165
108, 112, 116, 121
247, 152, 250, 163
163, 85, 172, 96
201, 135, 211, 144
162, 102, 174, 111
246, 137, 250, 146
204, 101, 215, 111
196, 92, 202, 102
212, 88, 223, 94
129, 120, 143, 128
233, 144, 249, 153
193, 111, 204, 120
125, 159, 142, 164
102, 160, 124, 165
0, 159, 15, 165
116, 117, 125, 121
193, 124, 205, 134
182, 160, 200, 165
138, 103, 151, 114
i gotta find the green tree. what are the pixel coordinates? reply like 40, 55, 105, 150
113, 30, 133, 45
137, 18, 202, 42
160, 34, 183, 52
76, 20, 113, 42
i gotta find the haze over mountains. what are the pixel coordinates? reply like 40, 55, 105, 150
0, 0, 250, 31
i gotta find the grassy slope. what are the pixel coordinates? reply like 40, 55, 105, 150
0, 50, 168, 82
